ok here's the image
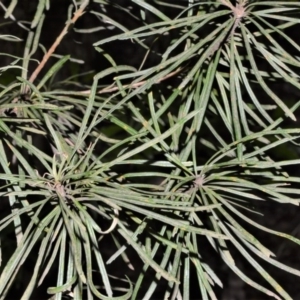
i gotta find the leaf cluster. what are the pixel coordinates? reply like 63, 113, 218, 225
1, 0, 300, 299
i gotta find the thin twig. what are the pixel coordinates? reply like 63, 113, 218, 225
28, 0, 89, 87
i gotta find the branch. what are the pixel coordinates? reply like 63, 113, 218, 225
28, 0, 89, 88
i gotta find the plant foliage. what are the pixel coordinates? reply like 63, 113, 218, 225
1, 0, 300, 299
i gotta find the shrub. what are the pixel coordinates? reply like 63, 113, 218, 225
1, 0, 300, 299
